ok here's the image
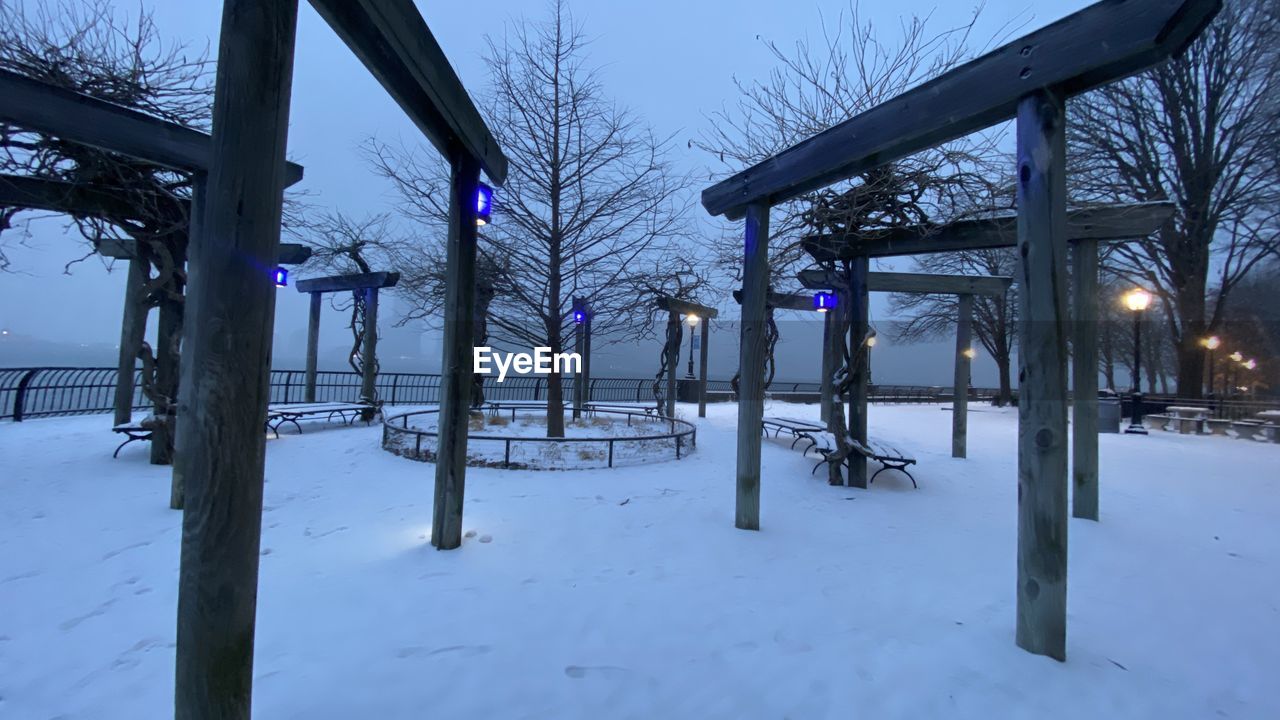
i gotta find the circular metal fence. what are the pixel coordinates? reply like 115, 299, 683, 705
382, 401, 697, 470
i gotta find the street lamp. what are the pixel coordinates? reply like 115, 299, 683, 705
685, 314, 700, 379
1123, 288, 1152, 434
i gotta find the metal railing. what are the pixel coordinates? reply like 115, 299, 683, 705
1, 366, 1008, 422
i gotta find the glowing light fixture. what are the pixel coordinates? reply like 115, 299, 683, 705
1229, 351, 1244, 363
1243, 359, 1257, 370
686, 313, 700, 327
1202, 336, 1221, 350
813, 291, 838, 313
573, 309, 586, 324
273, 267, 288, 287
476, 183, 493, 226
962, 347, 977, 360
865, 335, 878, 348
1123, 288, 1151, 312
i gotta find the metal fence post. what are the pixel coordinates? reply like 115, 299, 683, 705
11, 368, 39, 422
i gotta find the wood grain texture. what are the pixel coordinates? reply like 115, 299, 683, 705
1014, 89, 1069, 662
1072, 240, 1100, 520
731, 289, 813, 312
0, 68, 303, 186
665, 311, 679, 418
701, 0, 1219, 218
953, 294, 974, 459
432, 156, 481, 550
173, 1, 300, 716
306, 0, 508, 184
736, 203, 770, 530
359, 287, 380, 405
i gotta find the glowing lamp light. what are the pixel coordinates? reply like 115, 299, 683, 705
1229, 351, 1244, 363
865, 335, 878, 348
1123, 288, 1152, 312
686, 313, 700, 327
962, 347, 978, 360
813, 291, 838, 313
273, 267, 288, 287
1203, 336, 1221, 350
1243, 359, 1257, 370
476, 183, 493, 226
573, 309, 586, 324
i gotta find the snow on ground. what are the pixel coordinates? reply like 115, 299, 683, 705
1, 401, 1278, 719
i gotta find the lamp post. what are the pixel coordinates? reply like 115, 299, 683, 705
685, 314, 699, 379
1123, 288, 1151, 434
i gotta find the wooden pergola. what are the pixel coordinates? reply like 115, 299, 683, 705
294, 271, 401, 406
803, 200, 1172, 503
653, 295, 718, 418
2, 2, 508, 716
798, 268, 1013, 460
700, 0, 1217, 660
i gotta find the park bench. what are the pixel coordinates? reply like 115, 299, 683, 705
266, 401, 377, 437
808, 433, 919, 488
111, 421, 154, 458
1164, 406, 1210, 434
585, 402, 660, 417
1144, 413, 1172, 432
761, 416, 828, 453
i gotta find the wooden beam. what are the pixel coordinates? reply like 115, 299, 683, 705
846, 258, 870, 488
665, 311, 679, 417
0, 68, 304, 186
113, 257, 147, 427
701, 0, 1219, 219
953, 295, 974, 458
698, 318, 710, 418
294, 271, 400, 293
1015, 89, 1069, 662
173, 1, 300, 716
1072, 240, 1100, 520
804, 202, 1173, 261
869, 271, 1012, 296
305, 292, 321, 403
731, 289, 813, 312
307, 0, 507, 185
0, 173, 185, 219
432, 156, 481, 551
653, 295, 719, 319
736, 203, 770, 530
93, 236, 309, 265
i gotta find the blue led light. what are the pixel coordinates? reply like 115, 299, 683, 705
274, 267, 288, 287
813, 291, 837, 312
476, 182, 493, 225
573, 309, 586, 324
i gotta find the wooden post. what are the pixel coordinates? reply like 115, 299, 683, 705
169, 176, 204, 510
150, 294, 182, 465
173, 0, 299, 716
113, 256, 147, 427
736, 202, 770, 530
846, 257, 869, 489
953, 294, 974, 458
1014, 89, 1069, 662
665, 310, 679, 417
819, 309, 834, 424
360, 286, 379, 404
583, 314, 593, 405
698, 317, 709, 417
1072, 239, 1100, 520
304, 291, 321, 402
431, 155, 481, 551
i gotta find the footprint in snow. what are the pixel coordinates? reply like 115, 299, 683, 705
101, 541, 151, 561
60, 599, 118, 631
396, 645, 491, 659
564, 665, 631, 679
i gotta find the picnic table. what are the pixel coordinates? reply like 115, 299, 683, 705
1163, 406, 1210, 434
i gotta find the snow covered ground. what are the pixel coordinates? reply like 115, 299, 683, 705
1, 401, 1277, 718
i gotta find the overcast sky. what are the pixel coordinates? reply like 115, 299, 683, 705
0, 0, 1093, 386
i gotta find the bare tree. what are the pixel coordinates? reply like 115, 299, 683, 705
889, 246, 1018, 405
1068, 0, 1280, 398
293, 210, 409, 378
0, 0, 211, 464
693, 2, 1010, 288
367, 0, 698, 437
